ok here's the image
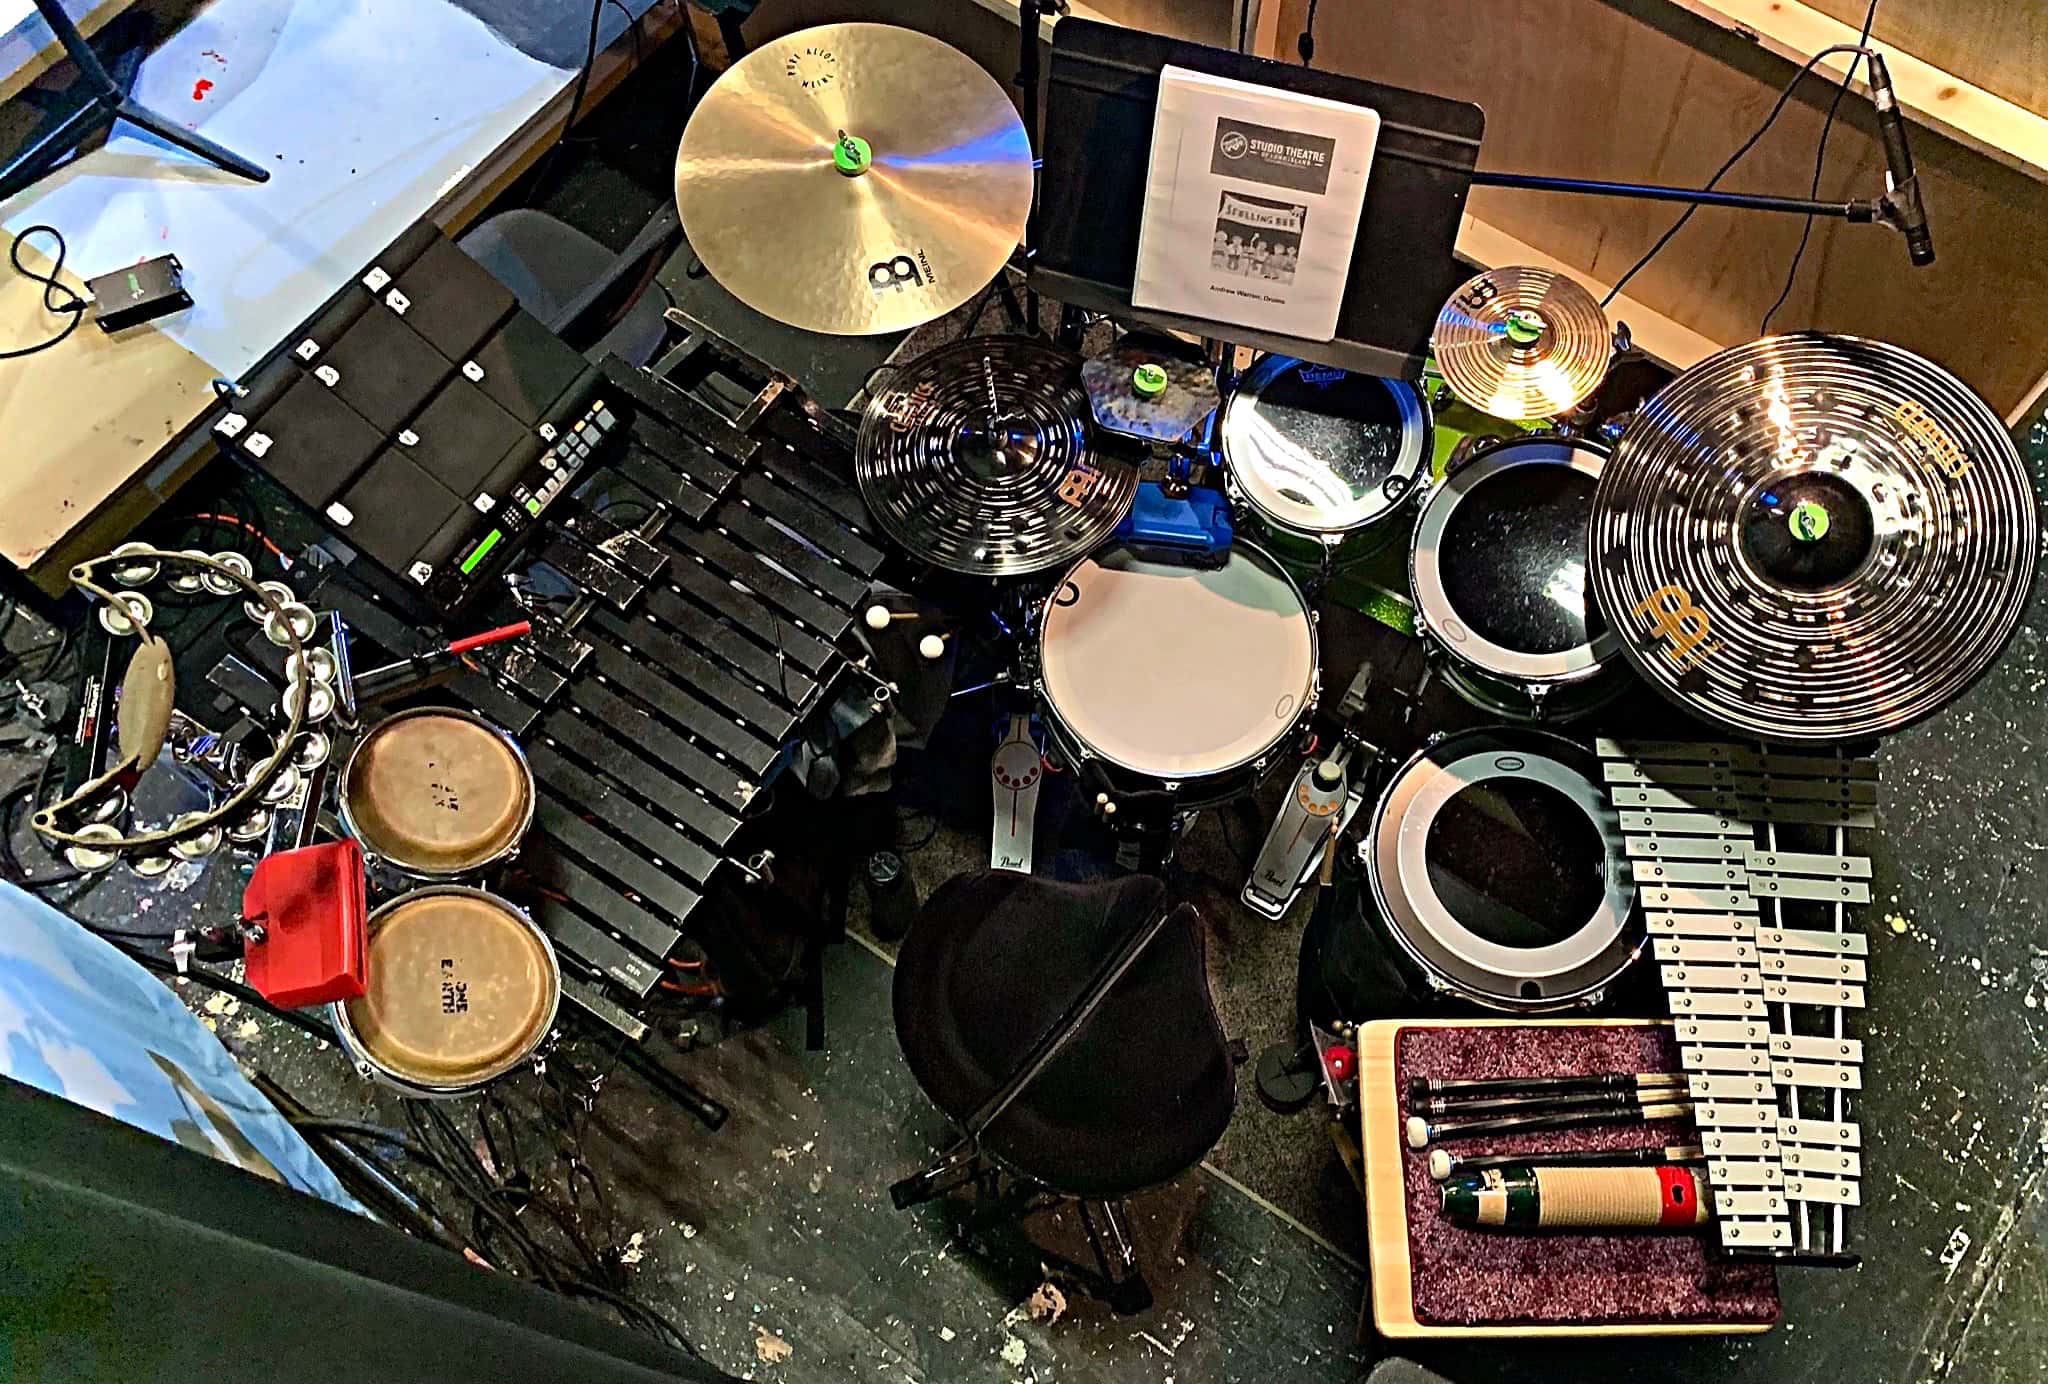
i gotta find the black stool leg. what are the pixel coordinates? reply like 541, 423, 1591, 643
1079, 1199, 1153, 1315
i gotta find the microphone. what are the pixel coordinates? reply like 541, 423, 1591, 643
1867, 54, 1934, 266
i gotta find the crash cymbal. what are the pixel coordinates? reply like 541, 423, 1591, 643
1430, 267, 1611, 420
856, 337, 1136, 575
674, 23, 1033, 336
1079, 333, 1219, 444
1590, 333, 2038, 743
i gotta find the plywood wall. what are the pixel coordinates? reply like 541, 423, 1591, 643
1808, 0, 2048, 116
1271, 0, 2048, 413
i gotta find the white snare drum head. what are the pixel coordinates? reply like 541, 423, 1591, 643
1039, 544, 1315, 779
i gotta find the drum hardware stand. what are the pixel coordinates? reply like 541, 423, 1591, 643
1, 0, 272, 201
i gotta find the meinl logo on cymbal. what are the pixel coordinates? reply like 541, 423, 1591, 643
785, 46, 836, 90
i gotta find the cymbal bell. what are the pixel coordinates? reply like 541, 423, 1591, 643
674, 23, 1033, 337
1430, 267, 1611, 420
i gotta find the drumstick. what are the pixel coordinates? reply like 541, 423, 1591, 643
354, 621, 534, 707
1428, 1143, 1705, 1181
1409, 1071, 1686, 1104
1414, 1082, 1685, 1118
446, 620, 531, 655
1406, 1100, 1694, 1149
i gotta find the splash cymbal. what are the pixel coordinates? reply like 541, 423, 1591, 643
674, 23, 1033, 336
1430, 267, 1611, 420
856, 337, 1136, 575
1590, 333, 2038, 743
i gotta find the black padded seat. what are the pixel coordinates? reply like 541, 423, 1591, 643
892, 872, 1235, 1200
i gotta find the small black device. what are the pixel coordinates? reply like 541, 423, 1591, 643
86, 255, 191, 333
1867, 55, 1934, 266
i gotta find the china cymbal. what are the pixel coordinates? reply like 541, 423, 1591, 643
1590, 333, 2038, 743
1079, 333, 1219, 444
674, 23, 1033, 336
1430, 267, 1611, 420
856, 337, 1136, 575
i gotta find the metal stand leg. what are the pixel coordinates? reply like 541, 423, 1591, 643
113, 98, 270, 182
1078, 1200, 1152, 1315
1, 1, 268, 200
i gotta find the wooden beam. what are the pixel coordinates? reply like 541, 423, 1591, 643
1639, 0, 2048, 180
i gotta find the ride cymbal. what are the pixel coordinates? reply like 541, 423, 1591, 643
1431, 267, 1611, 420
674, 23, 1033, 336
856, 337, 1135, 575
1590, 333, 2038, 743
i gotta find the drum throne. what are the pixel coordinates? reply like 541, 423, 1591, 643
887, 871, 1237, 1313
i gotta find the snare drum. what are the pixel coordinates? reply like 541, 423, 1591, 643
1037, 542, 1317, 804
1220, 356, 1431, 553
1305, 728, 1644, 1020
339, 707, 534, 880
1409, 436, 1626, 721
332, 887, 560, 1098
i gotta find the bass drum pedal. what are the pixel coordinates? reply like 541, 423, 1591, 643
1241, 747, 1362, 919
990, 713, 1043, 873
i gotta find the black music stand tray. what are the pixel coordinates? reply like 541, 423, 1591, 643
1032, 20, 1483, 381
0, 0, 269, 201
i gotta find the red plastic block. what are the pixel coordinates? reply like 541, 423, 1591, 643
242, 840, 367, 1008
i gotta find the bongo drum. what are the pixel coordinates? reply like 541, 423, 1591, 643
339, 707, 534, 880
332, 887, 560, 1097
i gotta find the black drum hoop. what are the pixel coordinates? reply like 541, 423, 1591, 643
1362, 728, 1644, 1011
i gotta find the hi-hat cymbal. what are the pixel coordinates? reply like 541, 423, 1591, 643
856, 337, 1136, 575
1430, 267, 1611, 420
1590, 333, 2038, 743
674, 23, 1033, 336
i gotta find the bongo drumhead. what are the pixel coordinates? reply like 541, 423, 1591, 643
343, 709, 531, 874
342, 889, 557, 1089
1039, 543, 1315, 780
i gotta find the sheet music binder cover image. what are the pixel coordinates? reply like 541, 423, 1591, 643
1132, 66, 1379, 341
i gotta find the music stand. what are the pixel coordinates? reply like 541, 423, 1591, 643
1032, 20, 1482, 381
0, 0, 269, 202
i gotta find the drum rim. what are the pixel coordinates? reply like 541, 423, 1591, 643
1364, 727, 1644, 1011
329, 885, 561, 1098
1036, 539, 1318, 782
1409, 436, 1621, 685
1221, 355, 1433, 537
337, 705, 536, 880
